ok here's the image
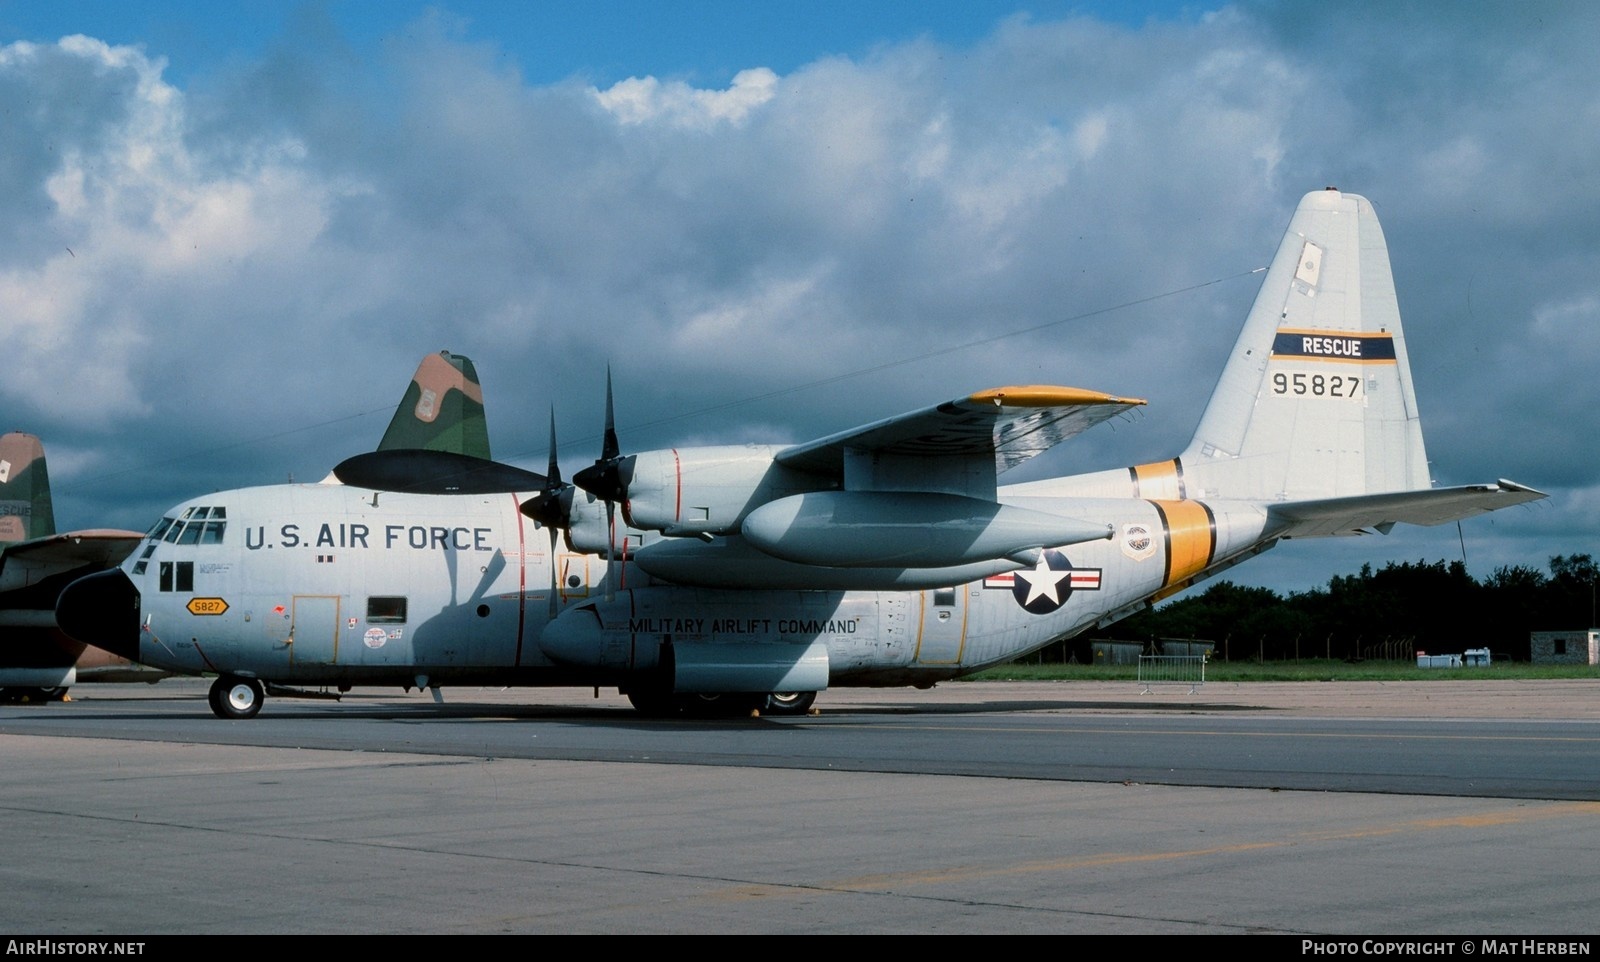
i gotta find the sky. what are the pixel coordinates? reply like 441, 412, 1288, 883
0, 0, 1594, 597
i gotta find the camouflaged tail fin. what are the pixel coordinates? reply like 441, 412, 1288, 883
0, 432, 56, 543
376, 351, 491, 459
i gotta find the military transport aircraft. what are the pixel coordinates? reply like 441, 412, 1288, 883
0, 431, 150, 701
57, 189, 1546, 719
3, 350, 490, 703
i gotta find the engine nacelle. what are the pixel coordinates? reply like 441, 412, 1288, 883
0, 666, 75, 688
564, 493, 660, 557
741, 491, 1113, 568
621, 445, 829, 536
632, 535, 1026, 590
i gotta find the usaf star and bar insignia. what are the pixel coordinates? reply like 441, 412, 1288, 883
983, 548, 1101, 614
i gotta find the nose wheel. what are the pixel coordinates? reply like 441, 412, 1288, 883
208, 676, 264, 719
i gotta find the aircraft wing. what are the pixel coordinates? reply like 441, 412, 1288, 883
775, 386, 1145, 484
1267, 480, 1547, 538
0, 529, 145, 593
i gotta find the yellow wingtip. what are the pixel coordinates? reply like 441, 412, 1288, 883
966, 385, 1147, 407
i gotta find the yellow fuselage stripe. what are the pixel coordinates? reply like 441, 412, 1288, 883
1130, 459, 1185, 500
1150, 499, 1216, 588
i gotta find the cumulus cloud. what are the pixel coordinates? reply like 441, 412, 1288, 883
2, 4, 1596, 592
594, 67, 778, 128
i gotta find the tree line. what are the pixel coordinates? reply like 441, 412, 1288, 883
1074, 553, 1598, 662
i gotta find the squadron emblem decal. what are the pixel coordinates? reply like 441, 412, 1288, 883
1122, 522, 1157, 562
984, 548, 1102, 614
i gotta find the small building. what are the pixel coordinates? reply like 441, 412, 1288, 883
1090, 641, 1145, 665
1530, 630, 1600, 666
1159, 639, 1216, 659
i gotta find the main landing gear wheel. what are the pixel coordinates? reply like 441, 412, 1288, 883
761, 692, 817, 716
625, 689, 678, 717
679, 692, 763, 718
624, 690, 768, 718
208, 676, 264, 719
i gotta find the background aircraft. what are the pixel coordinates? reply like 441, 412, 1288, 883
58, 190, 1545, 718
0, 431, 149, 701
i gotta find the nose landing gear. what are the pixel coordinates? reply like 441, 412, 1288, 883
208, 676, 264, 719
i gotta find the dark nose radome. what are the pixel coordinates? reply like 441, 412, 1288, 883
56, 569, 142, 661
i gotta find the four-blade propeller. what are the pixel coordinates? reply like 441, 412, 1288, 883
568, 368, 636, 598
518, 410, 578, 615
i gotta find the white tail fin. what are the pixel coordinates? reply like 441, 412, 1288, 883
1028, 188, 1543, 532
1179, 188, 1431, 502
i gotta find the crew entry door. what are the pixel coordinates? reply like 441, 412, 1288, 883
914, 586, 967, 665
290, 595, 341, 666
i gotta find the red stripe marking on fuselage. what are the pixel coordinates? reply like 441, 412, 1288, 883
510, 491, 527, 666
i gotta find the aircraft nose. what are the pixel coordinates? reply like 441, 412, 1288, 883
56, 569, 142, 661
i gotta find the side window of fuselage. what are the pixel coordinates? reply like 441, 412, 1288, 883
368, 596, 407, 624
158, 561, 194, 592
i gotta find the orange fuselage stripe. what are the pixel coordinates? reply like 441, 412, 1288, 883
1130, 459, 1185, 500
1150, 499, 1216, 588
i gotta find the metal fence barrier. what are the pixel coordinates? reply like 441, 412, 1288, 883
1138, 655, 1205, 694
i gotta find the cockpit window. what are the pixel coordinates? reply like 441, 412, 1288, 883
157, 506, 227, 545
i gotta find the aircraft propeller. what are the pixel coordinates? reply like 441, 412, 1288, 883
518, 409, 577, 616
571, 368, 633, 599
571, 367, 633, 504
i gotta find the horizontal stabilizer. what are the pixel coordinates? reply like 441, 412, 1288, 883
334, 450, 546, 495
1268, 480, 1547, 537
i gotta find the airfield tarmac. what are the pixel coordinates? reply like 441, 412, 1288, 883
2, 678, 1597, 935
